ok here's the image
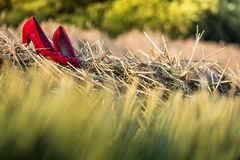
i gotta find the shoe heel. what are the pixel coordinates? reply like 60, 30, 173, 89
22, 33, 30, 45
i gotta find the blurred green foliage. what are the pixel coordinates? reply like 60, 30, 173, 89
1, 0, 240, 42
198, 0, 240, 43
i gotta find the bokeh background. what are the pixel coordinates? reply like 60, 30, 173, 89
0, 0, 240, 43
1, 0, 240, 70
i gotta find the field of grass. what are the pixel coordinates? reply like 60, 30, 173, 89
1, 22, 240, 159
1, 65, 240, 160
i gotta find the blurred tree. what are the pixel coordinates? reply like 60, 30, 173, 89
0, 0, 11, 11
199, 0, 240, 43
1, 0, 240, 43
99, 0, 216, 37
52, 0, 110, 12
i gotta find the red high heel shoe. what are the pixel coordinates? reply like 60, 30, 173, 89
22, 16, 80, 67
52, 26, 80, 67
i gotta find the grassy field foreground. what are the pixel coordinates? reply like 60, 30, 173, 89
1, 25, 240, 159
0, 65, 240, 159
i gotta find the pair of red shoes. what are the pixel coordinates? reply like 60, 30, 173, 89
22, 16, 80, 67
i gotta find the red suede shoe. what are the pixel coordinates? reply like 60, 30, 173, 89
22, 16, 80, 67
52, 26, 79, 67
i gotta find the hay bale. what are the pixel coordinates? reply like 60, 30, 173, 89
0, 28, 239, 96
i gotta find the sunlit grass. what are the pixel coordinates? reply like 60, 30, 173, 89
0, 65, 240, 160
